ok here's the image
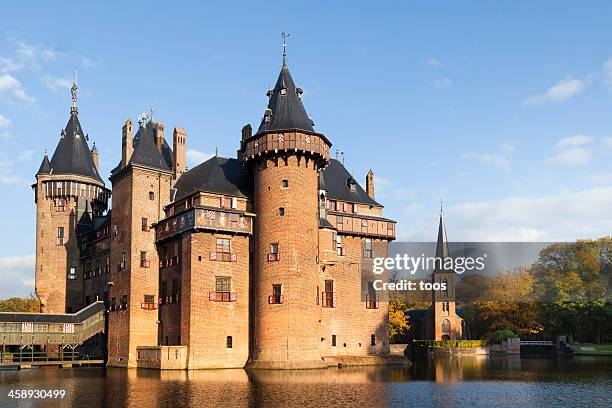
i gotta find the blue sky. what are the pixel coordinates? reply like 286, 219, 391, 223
1, 1, 612, 297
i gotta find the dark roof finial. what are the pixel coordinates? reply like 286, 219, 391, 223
281, 32, 290, 66
70, 68, 78, 115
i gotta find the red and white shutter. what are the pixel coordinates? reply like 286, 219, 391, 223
268, 295, 273, 304
220, 196, 226, 208
209, 251, 217, 261
278, 133, 284, 143
63, 323, 74, 334
209, 292, 217, 301
22, 322, 33, 333
280, 294, 285, 304
230, 253, 237, 262
230, 292, 237, 302
332, 293, 337, 308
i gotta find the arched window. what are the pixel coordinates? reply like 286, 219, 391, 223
442, 278, 448, 297
441, 319, 451, 334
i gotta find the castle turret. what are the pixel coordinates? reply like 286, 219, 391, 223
34, 81, 109, 313
244, 45, 331, 368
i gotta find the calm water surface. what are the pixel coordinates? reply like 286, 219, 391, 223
0, 356, 610, 408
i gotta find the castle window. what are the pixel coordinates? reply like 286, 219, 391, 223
316, 286, 320, 305
230, 213, 239, 226
96, 259, 101, 275
282, 179, 289, 188
144, 295, 155, 304
280, 88, 287, 95
172, 278, 180, 303
161, 281, 168, 303
141, 218, 148, 231
366, 282, 378, 309
332, 335, 337, 347
226, 336, 233, 348
336, 235, 344, 256
331, 233, 337, 251
279, 207, 285, 216
111, 297, 116, 311
371, 334, 376, 346
56, 227, 65, 246
363, 239, 373, 258
443, 279, 449, 297
268, 243, 279, 261
336, 215, 343, 227
56, 198, 66, 212
322, 280, 335, 308
121, 295, 128, 309
149, 191, 155, 200
215, 276, 232, 302
270, 284, 283, 304
140, 251, 150, 268
231, 197, 238, 209
329, 200, 337, 211
68, 267, 77, 280
216, 238, 231, 261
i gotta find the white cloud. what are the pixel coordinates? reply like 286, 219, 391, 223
0, 40, 55, 73
186, 149, 214, 167
430, 78, 453, 89
462, 152, 511, 171
0, 159, 26, 184
0, 113, 11, 129
0, 254, 35, 298
600, 137, 612, 148
501, 143, 516, 152
43, 76, 71, 91
523, 78, 584, 106
548, 147, 592, 166
0, 74, 35, 103
18, 150, 34, 162
556, 134, 593, 148
425, 57, 445, 68
586, 173, 612, 185
399, 187, 612, 242
548, 135, 593, 166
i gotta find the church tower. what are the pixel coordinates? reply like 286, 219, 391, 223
245, 40, 331, 368
429, 206, 463, 340
34, 81, 109, 313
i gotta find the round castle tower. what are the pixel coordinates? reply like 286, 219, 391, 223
244, 53, 331, 368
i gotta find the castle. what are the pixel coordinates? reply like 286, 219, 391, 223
33, 50, 397, 369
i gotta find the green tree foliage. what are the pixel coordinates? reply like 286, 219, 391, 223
0, 295, 41, 312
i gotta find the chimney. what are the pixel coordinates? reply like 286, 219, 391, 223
121, 119, 133, 167
91, 145, 99, 171
155, 122, 165, 153
173, 127, 187, 178
366, 169, 375, 199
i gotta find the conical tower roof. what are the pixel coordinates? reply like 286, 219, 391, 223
256, 61, 314, 135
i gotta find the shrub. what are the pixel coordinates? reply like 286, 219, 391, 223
412, 339, 487, 349
489, 329, 517, 344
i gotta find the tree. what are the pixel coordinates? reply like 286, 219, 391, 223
389, 299, 410, 342
0, 295, 41, 313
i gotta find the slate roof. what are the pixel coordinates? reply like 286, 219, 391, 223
48, 111, 103, 183
256, 62, 315, 135
111, 121, 173, 175
320, 159, 381, 206
173, 155, 252, 201
36, 154, 51, 175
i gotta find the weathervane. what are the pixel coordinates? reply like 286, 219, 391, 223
281, 32, 290, 65
70, 68, 78, 113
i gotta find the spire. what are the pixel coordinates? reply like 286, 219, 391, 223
36, 150, 51, 175
435, 202, 449, 261
70, 68, 78, 115
256, 39, 315, 135
281, 32, 289, 66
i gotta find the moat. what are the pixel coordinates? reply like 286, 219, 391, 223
0, 356, 610, 407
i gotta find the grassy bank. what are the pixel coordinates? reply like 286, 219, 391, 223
573, 343, 612, 356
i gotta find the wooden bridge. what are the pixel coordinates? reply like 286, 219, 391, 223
0, 301, 106, 368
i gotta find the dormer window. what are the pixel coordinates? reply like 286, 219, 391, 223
348, 178, 357, 192
280, 88, 287, 96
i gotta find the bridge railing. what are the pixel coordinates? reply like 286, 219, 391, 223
0, 302, 106, 346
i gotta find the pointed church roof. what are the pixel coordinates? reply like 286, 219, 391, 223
36, 153, 51, 175
48, 109, 103, 183
435, 205, 450, 260
256, 61, 315, 135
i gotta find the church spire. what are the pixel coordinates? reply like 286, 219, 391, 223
435, 201, 449, 261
